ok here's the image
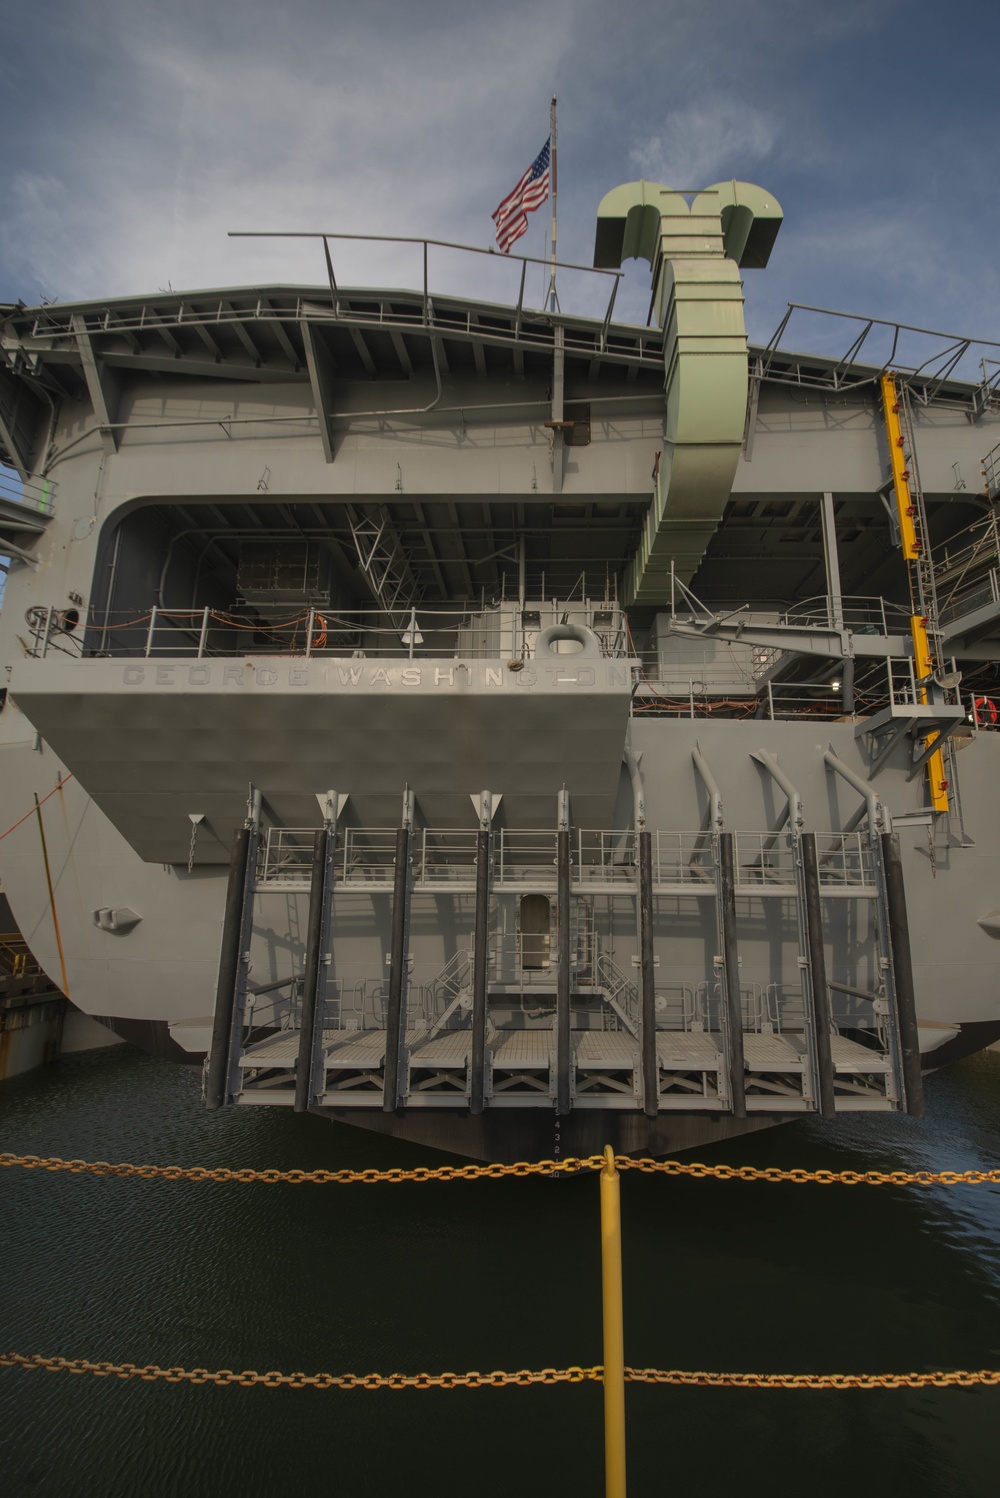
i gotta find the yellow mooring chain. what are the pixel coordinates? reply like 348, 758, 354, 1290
2, 1152, 1000, 1187
3, 1353, 1000, 1391
5, 1152, 1000, 1399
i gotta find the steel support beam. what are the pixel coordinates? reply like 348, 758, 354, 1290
823, 749, 885, 836
260, 300, 302, 368
820, 492, 843, 630
0, 537, 39, 565
383, 795, 413, 1112
717, 832, 746, 1118
800, 832, 836, 1116
206, 824, 254, 1109
880, 832, 924, 1116
71, 314, 120, 455
637, 828, 658, 1117
294, 826, 333, 1112
556, 789, 572, 1115
222, 302, 263, 364
551, 325, 565, 494
98, 350, 297, 382
0, 365, 49, 479
751, 749, 804, 839
470, 817, 492, 1115
300, 320, 337, 463
205, 825, 251, 1109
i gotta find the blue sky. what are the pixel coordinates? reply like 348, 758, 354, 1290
2, 0, 1000, 361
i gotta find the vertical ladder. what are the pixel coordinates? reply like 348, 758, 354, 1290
880, 373, 949, 811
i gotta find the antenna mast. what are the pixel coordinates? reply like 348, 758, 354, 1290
547, 96, 559, 312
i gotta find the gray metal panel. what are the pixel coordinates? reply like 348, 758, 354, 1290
11, 655, 634, 860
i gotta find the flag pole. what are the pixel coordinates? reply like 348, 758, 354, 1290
547, 96, 559, 311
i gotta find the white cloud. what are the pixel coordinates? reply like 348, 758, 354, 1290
1, 0, 995, 362
0, 1, 583, 304
629, 101, 780, 190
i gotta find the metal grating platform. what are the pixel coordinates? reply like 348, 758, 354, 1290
830, 1035, 892, 1073
743, 1033, 807, 1068
237, 1024, 898, 1113
656, 1032, 724, 1065
491, 1030, 553, 1068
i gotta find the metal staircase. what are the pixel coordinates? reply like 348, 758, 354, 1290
422, 950, 473, 1039
595, 951, 640, 1038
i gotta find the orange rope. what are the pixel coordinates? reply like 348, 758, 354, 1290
33, 792, 69, 998
0, 776, 74, 844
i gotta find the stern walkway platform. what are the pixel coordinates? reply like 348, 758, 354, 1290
207, 788, 920, 1121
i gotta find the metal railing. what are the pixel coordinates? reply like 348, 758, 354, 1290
259, 827, 583, 889
884, 655, 924, 707
649, 832, 717, 885
983, 440, 1000, 501
765, 690, 851, 721
934, 507, 1000, 584
780, 594, 913, 634
650, 982, 699, 1031
640, 654, 760, 694
759, 302, 1000, 407
938, 568, 1000, 627
27, 601, 630, 663
0, 470, 56, 514
0, 934, 42, 980
733, 834, 798, 887
576, 831, 636, 885
730, 831, 873, 890
227, 231, 632, 357
258, 826, 876, 893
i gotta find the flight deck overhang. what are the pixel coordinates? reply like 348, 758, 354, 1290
0, 281, 668, 396
10, 654, 636, 864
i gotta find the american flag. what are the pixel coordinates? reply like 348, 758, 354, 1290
492, 139, 550, 254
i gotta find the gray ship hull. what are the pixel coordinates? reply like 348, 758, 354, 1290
3, 191, 1000, 1157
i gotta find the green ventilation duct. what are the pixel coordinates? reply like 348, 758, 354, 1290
594, 179, 782, 603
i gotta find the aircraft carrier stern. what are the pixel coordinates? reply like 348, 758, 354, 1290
4, 175, 1000, 1157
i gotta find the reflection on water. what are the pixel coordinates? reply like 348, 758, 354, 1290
2, 1045, 1000, 1496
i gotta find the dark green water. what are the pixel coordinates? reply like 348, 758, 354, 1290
2, 1045, 1000, 1497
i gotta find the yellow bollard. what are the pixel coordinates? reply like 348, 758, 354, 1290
601, 1143, 627, 1498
